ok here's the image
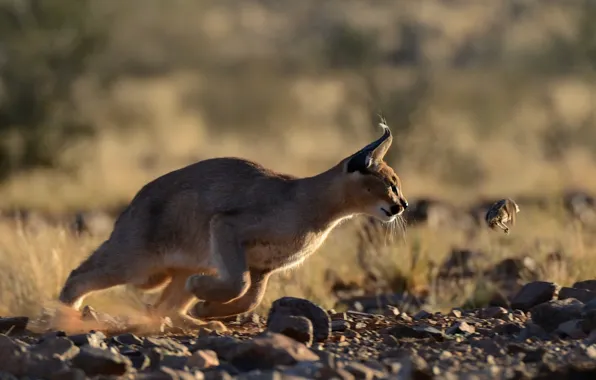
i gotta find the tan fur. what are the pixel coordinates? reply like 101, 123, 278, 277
58, 123, 408, 326
485, 198, 520, 234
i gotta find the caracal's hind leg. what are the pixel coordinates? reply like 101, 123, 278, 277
132, 272, 172, 293
149, 269, 207, 327
186, 214, 251, 304
58, 240, 153, 311
190, 268, 270, 319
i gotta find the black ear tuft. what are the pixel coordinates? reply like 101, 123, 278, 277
346, 154, 370, 174
346, 152, 371, 173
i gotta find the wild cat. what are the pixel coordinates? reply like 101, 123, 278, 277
485, 198, 520, 234
57, 121, 408, 327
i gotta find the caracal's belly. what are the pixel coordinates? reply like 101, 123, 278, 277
246, 243, 319, 272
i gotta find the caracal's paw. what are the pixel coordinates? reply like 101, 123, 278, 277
186, 273, 250, 303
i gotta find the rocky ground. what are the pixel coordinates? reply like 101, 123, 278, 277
1, 281, 596, 379
0, 191, 595, 379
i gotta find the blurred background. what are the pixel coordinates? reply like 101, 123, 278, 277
0, 0, 595, 319
0, 0, 595, 212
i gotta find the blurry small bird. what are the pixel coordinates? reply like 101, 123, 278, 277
485, 198, 520, 234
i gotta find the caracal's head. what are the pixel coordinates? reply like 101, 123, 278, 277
339, 120, 408, 223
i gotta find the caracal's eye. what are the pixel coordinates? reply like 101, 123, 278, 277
390, 185, 398, 194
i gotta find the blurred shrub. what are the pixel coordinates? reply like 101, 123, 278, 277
0, 0, 106, 179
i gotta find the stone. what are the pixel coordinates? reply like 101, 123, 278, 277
72, 345, 132, 376
22, 355, 69, 378
573, 280, 596, 292
331, 320, 350, 332
384, 306, 400, 317
556, 319, 587, 339
68, 330, 106, 348
267, 297, 331, 342
446, 321, 475, 335
137, 366, 203, 379
530, 298, 584, 332
49, 368, 87, 380
510, 281, 558, 311
112, 333, 143, 346
448, 309, 462, 318
559, 287, 596, 303
384, 324, 445, 340
517, 323, 549, 341
344, 361, 387, 379
413, 310, 432, 320
0, 317, 28, 334
143, 337, 190, 354
267, 314, 313, 347
30, 336, 79, 360
121, 349, 151, 370
491, 323, 522, 336
190, 336, 240, 359
478, 306, 508, 319
0, 334, 28, 375
187, 349, 220, 369
224, 332, 318, 372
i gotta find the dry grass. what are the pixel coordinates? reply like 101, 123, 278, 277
1, 201, 595, 322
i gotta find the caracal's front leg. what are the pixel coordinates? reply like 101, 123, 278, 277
185, 214, 251, 304
191, 268, 270, 319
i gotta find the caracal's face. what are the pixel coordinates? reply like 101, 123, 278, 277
348, 161, 408, 223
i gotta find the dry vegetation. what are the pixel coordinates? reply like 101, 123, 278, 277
0, 0, 596, 322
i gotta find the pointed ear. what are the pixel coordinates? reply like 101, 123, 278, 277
345, 122, 393, 173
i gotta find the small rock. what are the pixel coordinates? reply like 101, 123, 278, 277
343, 329, 360, 339
120, 350, 150, 370
510, 281, 559, 311
384, 306, 400, 317
330, 312, 347, 320
449, 309, 462, 318
331, 320, 350, 332
267, 297, 331, 342
316, 367, 356, 380
530, 298, 584, 332
478, 306, 508, 319
385, 324, 445, 340
267, 314, 313, 347
24, 355, 70, 378
224, 332, 318, 372
187, 349, 219, 369
0, 335, 27, 374
556, 319, 587, 339
190, 336, 240, 359
354, 322, 368, 330
470, 339, 505, 356
573, 280, 596, 292
559, 287, 596, 303
446, 321, 475, 335
0, 317, 28, 334
491, 323, 522, 335
112, 333, 143, 346
49, 368, 87, 380
344, 361, 387, 379
413, 310, 432, 320
143, 337, 189, 354
138, 366, 203, 379
586, 345, 596, 360
30, 336, 80, 360
517, 323, 549, 341
72, 345, 132, 376
69, 331, 106, 348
